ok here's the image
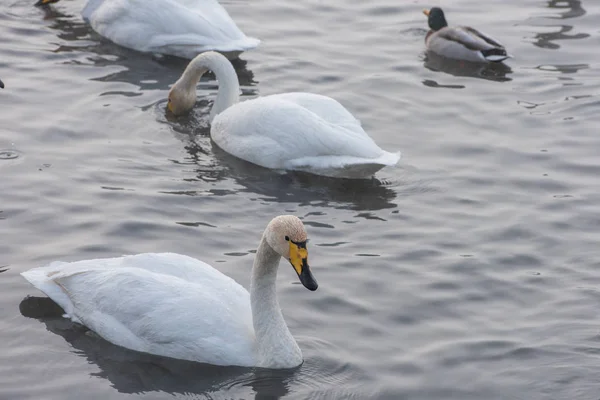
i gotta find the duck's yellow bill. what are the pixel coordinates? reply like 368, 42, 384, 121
423, 9, 430, 16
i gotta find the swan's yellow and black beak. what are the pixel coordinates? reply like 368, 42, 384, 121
422, 9, 430, 17
289, 240, 318, 291
35, 0, 59, 6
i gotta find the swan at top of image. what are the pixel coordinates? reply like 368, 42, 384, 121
422, 7, 511, 63
21, 215, 318, 369
34, 0, 260, 60
168, 51, 401, 179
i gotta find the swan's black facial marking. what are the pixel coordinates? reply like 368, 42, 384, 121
291, 239, 307, 249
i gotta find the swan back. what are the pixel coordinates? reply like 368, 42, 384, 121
22, 253, 256, 366
82, 0, 259, 58
211, 92, 400, 174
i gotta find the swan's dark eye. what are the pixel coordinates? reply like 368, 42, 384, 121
284, 236, 289, 241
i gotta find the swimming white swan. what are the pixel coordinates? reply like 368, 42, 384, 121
168, 51, 401, 178
21, 215, 318, 369
35, 0, 259, 59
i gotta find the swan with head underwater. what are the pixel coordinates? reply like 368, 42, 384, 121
22, 215, 318, 369
423, 7, 511, 63
34, 0, 259, 60
168, 51, 401, 179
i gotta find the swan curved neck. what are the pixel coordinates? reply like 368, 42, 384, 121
81, 0, 104, 19
181, 52, 240, 121
250, 235, 302, 368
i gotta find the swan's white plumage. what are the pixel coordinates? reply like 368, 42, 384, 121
79, 0, 259, 59
168, 52, 400, 178
22, 253, 256, 367
211, 92, 401, 177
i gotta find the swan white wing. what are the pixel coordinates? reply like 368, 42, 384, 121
21, 256, 256, 366
270, 92, 364, 134
211, 94, 400, 172
25, 253, 231, 283
83, 0, 259, 57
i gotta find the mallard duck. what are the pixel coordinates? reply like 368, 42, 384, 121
22, 215, 318, 369
168, 52, 401, 179
0, 79, 4, 89
422, 7, 510, 63
35, 0, 259, 59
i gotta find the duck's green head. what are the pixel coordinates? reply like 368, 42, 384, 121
423, 7, 448, 31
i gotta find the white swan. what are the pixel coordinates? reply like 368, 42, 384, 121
168, 51, 401, 178
35, 0, 259, 59
21, 215, 318, 369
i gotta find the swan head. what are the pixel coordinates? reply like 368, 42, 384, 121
265, 215, 318, 291
167, 74, 204, 116
423, 7, 448, 31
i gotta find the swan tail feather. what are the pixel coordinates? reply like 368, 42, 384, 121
210, 37, 260, 52
286, 151, 401, 179
21, 262, 82, 323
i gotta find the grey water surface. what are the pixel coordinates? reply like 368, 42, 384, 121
1, 0, 600, 399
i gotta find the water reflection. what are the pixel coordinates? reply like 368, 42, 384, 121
536, 63, 589, 74
531, 24, 589, 50
423, 52, 512, 82
211, 144, 399, 211
162, 118, 399, 211
530, 0, 588, 49
545, 0, 585, 19
37, 6, 256, 91
19, 296, 296, 399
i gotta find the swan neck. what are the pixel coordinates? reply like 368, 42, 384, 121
182, 53, 240, 122
81, 0, 104, 18
250, 236, 282, 324
250, 235, 302, 367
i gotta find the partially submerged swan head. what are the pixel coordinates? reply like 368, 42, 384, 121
264, 215, 318, 291
423, 7, 448, 31
168, 77, 200, 116
168, 51, 240, 120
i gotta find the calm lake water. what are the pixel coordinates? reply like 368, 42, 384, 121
1, 0, 600, 398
